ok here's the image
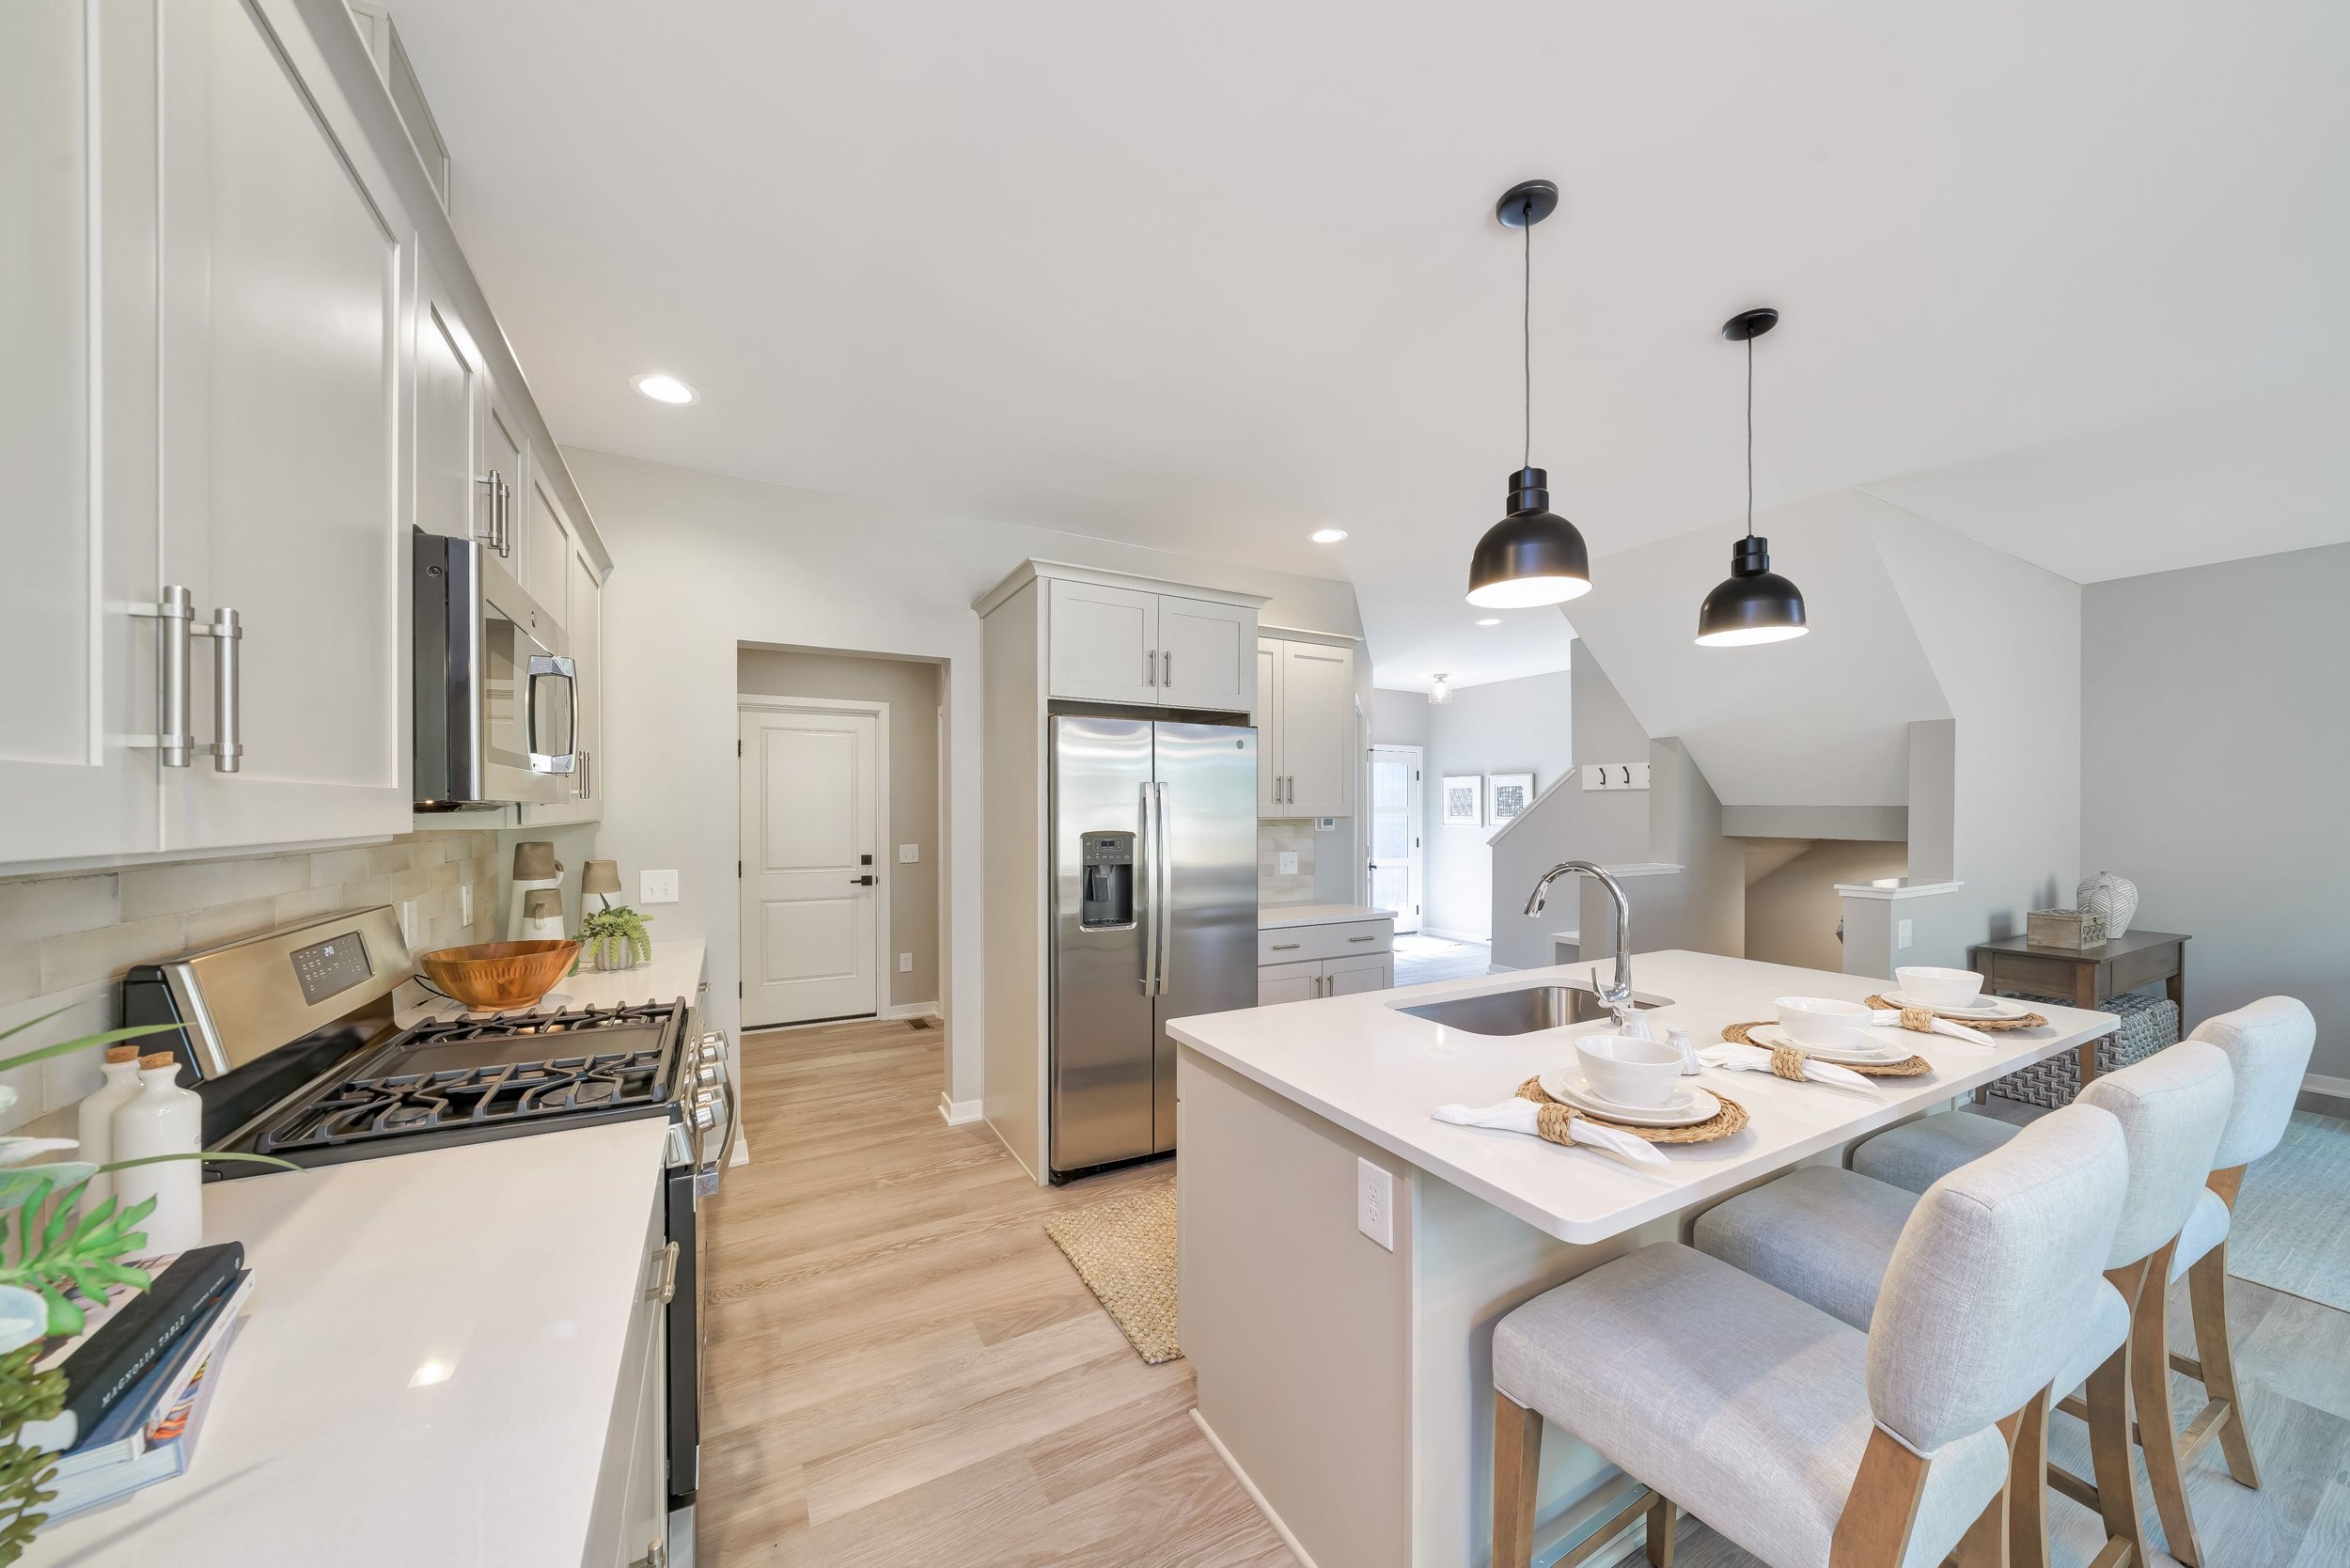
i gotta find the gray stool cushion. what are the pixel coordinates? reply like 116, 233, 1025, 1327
1694, 1167, 1916, 1332
1852, 1110, 2016, 1197
1493, 1243, 2007, 1568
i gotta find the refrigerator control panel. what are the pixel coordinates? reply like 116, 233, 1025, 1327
1078, 832, 1136, 929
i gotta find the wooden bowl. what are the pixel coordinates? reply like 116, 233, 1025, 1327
419, 939, 580, 1011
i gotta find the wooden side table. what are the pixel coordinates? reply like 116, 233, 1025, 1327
1968, 929, 2189, 1087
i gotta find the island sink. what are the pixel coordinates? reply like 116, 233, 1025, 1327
1391, 981, 1672, 1035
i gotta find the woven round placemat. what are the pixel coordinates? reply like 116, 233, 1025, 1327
1513, 1075, 1749, 1144
1863, 994, 2046, 1031
1719, 1022, 1935, 1076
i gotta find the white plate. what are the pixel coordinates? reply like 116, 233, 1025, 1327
1537, 1072, 1722, 1128
1747, 1024, 1905, 1064
1882, 991, 2029, 1020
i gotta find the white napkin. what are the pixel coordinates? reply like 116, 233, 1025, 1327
1868, 1009, 1994, 1046
1700, 1043, 1876, 1091
1432, 1099, 1670, 1168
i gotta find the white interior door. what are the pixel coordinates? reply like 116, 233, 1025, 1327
739, 705, 882, 1027
1368, 745, 1421, 933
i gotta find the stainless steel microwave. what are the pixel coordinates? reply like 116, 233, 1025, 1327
413, 529, 575, 809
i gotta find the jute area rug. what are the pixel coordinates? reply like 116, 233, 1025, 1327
1043, 1183, 1182, 1365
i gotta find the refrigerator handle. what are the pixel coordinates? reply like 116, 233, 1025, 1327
1138, 781, 1159, 996
1153, 781, 1174, 996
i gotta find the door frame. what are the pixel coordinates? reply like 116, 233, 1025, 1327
736, 694, 891, 1028
1367, 743, 1423, 933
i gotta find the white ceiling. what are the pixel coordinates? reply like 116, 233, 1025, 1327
386, 0, 2350, 691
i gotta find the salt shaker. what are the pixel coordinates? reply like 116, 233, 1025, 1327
1667, 1026, 1703, 1076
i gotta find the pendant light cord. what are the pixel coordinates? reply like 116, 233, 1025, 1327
1522, 196, 1533, 471
1744, 334, 1755, 538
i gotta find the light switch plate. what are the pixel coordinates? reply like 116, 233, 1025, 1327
1277, 851, 1299, 876
1356, 1157, 1395, 1250
640, 869, 681, 904
458, 884, 473, 928
899, 844, 919, 863
899, 952, 913, 973
398, 898, 422, 948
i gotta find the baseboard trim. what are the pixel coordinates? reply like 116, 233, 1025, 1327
2299, 1071, 2350, 1119
937, 1091, 983, 1126
1190, 1408, 1320, 1568
886, 1000, 943, 1021
1418, 927, 1491, 945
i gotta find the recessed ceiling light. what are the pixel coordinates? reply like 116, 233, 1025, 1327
632, 372, 699, 405
1475, 617, 1501, 626
1308, 527, 1349, 543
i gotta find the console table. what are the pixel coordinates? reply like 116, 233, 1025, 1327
1970, 929, 2188, 1084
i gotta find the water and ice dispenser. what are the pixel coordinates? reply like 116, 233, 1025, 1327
1079, 831, 1136, 929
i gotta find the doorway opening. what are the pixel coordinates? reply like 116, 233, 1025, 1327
1367, 744, 1422, 933
737, 646, 944, 1032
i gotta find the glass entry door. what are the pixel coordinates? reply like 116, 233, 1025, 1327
1367, 745, 1422, 933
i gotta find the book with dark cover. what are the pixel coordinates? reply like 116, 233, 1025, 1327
53, 1270, 252, 1478
23, 1242, 244, 1452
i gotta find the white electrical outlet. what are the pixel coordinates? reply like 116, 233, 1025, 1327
899, 843, 919, 863
1897, 918, 1914, 949
899, 952, 913, 973
1356, 1157, 1395, 1250
1277, 851, 1299, 876
640, 869, 681, 904
398, 898, 423, 948
458, 884, 473, 928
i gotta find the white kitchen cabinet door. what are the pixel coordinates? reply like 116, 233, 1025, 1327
1155, 595, 1254, 712
1047, 578, 1159, 705
1277, 641, 1355, 819
0, 3, 164, 865
524, 465, 574, 627
1254, 640, 1282, 815
480, 383, 526, 569
1324, 951, 1393, 996
1257, 960, 1323, 1006
582, 1180, 668, 1568
156, 0, 417, 851
413, 257, 482, 543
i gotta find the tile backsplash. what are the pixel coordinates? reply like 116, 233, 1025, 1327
0, 829, 500, 1135
1259, 822, 1319, 905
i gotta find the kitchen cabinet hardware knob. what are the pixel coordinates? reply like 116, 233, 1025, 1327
630, 1543, 666, 1568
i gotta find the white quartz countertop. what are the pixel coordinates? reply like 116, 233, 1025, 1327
399, 938, 708, 1026
1259, 902, 1393, 930
1167, 950, 2119, 1245
29, 1118, 672, 1567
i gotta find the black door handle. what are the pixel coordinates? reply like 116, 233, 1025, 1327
850, 874, 875, 886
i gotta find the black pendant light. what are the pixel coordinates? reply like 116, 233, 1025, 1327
1697, 307, 1808, 646
1466, 180, 1592, 609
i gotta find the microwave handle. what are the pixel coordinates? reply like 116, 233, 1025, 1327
527, 654, 579, 764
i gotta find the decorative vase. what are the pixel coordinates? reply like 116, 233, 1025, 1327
112, 1053, 204, 1252
2076, 871, 2139, 939
590, 933, 639, 971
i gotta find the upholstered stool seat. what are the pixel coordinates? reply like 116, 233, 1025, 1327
1851, 1107, 2015, 1196
1495, 1243, 2008, 1568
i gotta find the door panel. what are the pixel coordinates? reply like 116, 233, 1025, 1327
1324, 952, 1392, 996
1277, 642, 1355, 818
739, 708, 879, 1026
0, 3, 162, 861
1155, 597, 1253, 711
159, 0, 414, 849
1050, 716, 1155, 1172
481, 387, 525, 564
525, 468, 572, 622
1367, 745, 1421, 933
1047, 579, 1157, 705
1152, 722, 1259, 1152
414, 265, 478, 541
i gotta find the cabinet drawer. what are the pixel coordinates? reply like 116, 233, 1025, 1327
1257, 917, 1393, 965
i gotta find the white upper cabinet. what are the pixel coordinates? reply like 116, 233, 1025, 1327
1257, 636, 1356, 819
480, 383, 527, 569
524, 464, 575, 624
156, 0, 417, 852
0, 3, 162, 864
1156, 596, 1255, 711
1041, 573, 1258, 712
413, 256, 482, 542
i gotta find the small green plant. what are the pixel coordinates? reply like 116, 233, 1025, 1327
580, 902, 653, 967
0, 1008, 294, 1559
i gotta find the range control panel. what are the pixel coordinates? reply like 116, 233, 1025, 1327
290, 931, 374, 1008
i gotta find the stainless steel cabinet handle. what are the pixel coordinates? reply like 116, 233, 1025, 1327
194, 605, 243, 774
646, 1240, 680, 1304
476, 470, 501, 549
1347, 934, 1375, 943
577, 746, 590, 800
1162, 650, 1172, 685
1270, 942, 1301, 951
132, 586, 196, 767
630, 1542, 666, 1568
1145, 648, 1157, 686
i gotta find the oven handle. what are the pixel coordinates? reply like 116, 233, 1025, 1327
694, 1029, 738, 1179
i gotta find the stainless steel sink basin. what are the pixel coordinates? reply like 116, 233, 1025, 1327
1392, 983, 1673, 1036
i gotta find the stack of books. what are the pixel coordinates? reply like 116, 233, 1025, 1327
24, 1242, 253, 1520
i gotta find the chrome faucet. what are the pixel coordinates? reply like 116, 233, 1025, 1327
1524, 861, 1636, 1027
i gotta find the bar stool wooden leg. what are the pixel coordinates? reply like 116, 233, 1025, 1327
1829, 1427, 1934, 1568
2129, 1241, 2204, 1567
1951, 1480, 2008, 1568
2082, 1346, 2148, 1568
2186, 1241, 2260, 1488
1643, 1491, 1678, 1568
1493, 1391, 1543, 1568
2004, 1388, 2052, 1568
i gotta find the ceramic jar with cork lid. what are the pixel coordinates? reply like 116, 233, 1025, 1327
111, 1051, 204, 1250
74, 1044, 146, 1212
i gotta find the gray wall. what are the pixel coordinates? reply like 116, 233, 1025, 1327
1745, 839, 1906, 973
1399, 671, 1573, 941
738, 646, 944, 1011
2081, 542, 2350, 1082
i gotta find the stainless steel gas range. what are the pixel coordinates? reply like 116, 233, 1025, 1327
121, 905, 731, 1542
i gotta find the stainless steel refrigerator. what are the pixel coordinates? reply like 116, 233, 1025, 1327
1050, 714, 1258, 1179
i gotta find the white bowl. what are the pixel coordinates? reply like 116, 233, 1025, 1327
1575, 1033, 1684, 1109
1775, 996, 1874, 1049
1894, 966, 1984, 1009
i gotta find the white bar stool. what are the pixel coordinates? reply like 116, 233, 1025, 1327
1489, 1104, 2129, 1568
1694, 1042, 2233, 1568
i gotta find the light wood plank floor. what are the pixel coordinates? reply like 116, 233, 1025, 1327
700, 1017, 1293, 1566
706, 1018, 2350, 1568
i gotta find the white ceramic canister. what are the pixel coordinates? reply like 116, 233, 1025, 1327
111, 1052, 204, 1253
74, 1044, 146, 1212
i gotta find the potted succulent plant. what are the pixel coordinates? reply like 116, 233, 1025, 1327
0, 1009, 291, 1559
579, 903, 653, 972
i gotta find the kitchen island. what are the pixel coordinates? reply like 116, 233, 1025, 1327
1169, 949, 2118, 1568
